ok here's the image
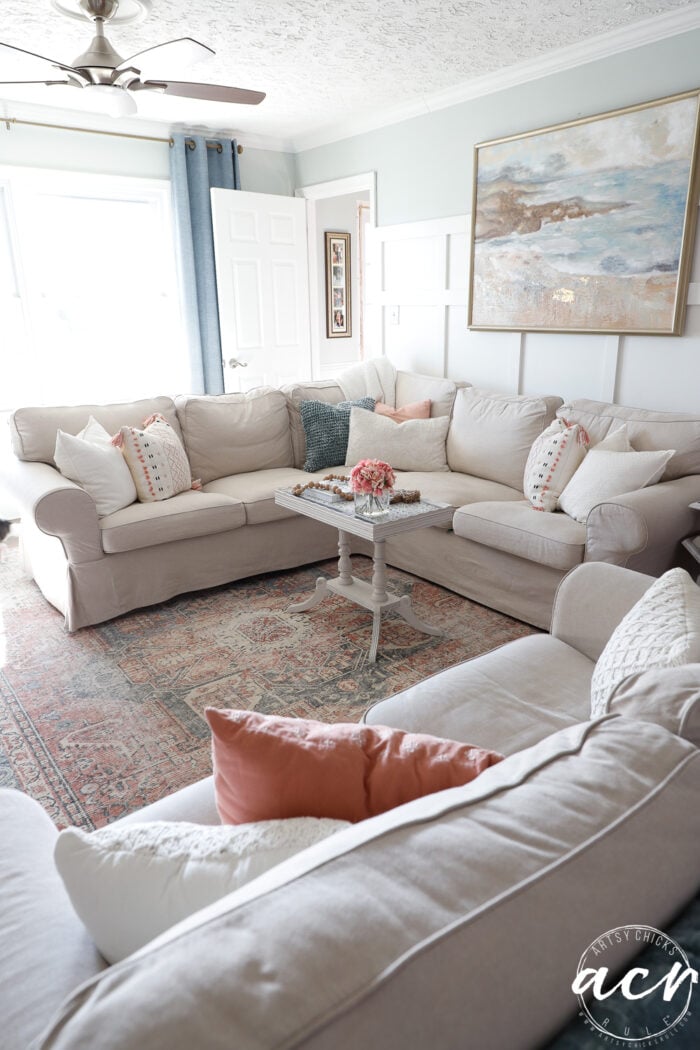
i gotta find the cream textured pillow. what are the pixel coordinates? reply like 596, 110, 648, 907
345, 407, 449, 471
54, 817, 349, 964
523, 418, 590, 512
590, 568, 700, 717
115, 413, 195, 502
54, 416, 137, 517
558, 428, 673, 524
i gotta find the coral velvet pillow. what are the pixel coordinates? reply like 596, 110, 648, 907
375, 400, 431, 422
206, 708, 504, 824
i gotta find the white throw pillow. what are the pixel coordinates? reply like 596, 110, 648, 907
345, 407, 449, 471
523, 419, 590, 512
558, 427, 673, 523
54, 817, 349, 964
54, 416, 137, 517
590, 568, 700, 717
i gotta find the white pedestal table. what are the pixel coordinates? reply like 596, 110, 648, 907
274, 488, 454, 663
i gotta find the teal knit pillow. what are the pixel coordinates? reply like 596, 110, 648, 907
301, 397, 375, 472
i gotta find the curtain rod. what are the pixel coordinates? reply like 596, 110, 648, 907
2, 116, 244, 152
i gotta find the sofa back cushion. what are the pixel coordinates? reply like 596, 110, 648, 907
38, 719, 700, 1050
606, 665, 700, 747
175, 389, 294, 485
395, 371, 463, 418
10, 397, 181, 465
447, 387, 563, 490
557, 399, 700, 480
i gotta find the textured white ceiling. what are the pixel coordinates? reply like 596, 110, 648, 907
0, 0, 698, 147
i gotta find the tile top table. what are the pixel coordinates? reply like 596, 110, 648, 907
274, 488, 454, 663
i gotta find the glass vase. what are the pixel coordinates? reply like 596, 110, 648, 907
354, 490, 391, 518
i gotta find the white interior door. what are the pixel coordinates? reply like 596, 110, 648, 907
211, 188, 312, 392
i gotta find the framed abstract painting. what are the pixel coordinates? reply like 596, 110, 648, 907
468, 90, 700, 335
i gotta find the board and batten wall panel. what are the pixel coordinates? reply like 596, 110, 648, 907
367, 210, 700, 412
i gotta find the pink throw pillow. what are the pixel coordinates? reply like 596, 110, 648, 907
206, 708, 504, 824
375, 400, 431, 422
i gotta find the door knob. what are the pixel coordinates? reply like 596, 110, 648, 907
227, 357, 248, 368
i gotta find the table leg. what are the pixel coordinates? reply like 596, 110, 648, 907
286, 577, 329, 612
337, 529, 352, 587
365, 538, 390, 662
371, 538, 388, 604
369, 610, 381, 664
394, 594, 443, 637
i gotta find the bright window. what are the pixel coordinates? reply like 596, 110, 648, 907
0, 168, 189, 411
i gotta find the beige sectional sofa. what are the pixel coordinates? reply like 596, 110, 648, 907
6, 358, 700, 630
2, 562, 699, 1049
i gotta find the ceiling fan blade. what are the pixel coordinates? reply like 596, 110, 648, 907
116, 38, 213, 79
0, 41, 79, 79
139, 79, 265, 105
0, 78, 75, 86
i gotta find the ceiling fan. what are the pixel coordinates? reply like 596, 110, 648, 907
0, 0, 265, 117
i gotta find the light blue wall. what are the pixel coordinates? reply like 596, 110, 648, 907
294, 30, 700, 226
239, 147, 296, 196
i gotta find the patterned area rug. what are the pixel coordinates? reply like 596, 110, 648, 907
0, 540, 535, 831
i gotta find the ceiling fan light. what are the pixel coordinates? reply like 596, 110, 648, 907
82, 83, 137, 117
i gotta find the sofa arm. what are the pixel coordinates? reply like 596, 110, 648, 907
584, 475, 700, 571
11, 460, 103, 564
550, 562, 654, 662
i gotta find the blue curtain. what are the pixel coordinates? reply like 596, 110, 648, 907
169, 133, 241, 394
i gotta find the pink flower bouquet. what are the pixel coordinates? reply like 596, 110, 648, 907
350, 459, 396, 497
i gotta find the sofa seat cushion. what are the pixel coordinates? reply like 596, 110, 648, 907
204, 468, 315, 525
37, 720, 700, 1050
453, 500, 586, 570
364, 633, 592, 754
175, 389, 294, 485
100, 491, 245, 554
393, 470, 521, 529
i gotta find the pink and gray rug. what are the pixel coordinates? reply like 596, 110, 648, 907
0, 542, 535, 830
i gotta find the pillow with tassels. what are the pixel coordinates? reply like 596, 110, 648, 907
523, 418, 590, 512
113, 414, 200, 503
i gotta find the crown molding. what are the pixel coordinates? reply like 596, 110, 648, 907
290, 5, 700, 153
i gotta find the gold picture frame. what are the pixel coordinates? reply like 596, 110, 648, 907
468, 89, 700, 335
325, 231, 352, 338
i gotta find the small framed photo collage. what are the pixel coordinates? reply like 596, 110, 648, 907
325, 231, 351, 338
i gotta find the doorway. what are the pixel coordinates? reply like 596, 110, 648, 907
296, 172, 376, 380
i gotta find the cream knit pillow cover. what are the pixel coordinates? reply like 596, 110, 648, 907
590, 568, 700, 717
